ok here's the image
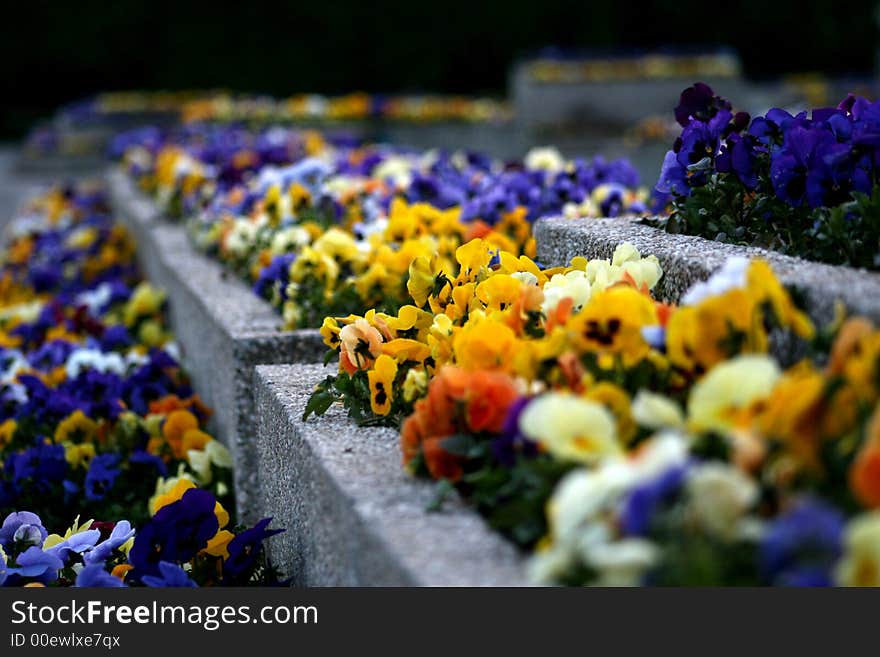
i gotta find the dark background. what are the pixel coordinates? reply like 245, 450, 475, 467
2, 0, 876, 137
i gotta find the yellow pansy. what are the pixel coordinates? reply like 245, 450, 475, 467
453, 312, 517, 372
150, 476, 229, 529
567, 286, 657, 366
320, 316, 342, 349
54, 410, 98, 445
475, 274, 525, 312
446, 282, 478, 322
757, 361, 827, 466
368, 354, 398, 416
454, 239, 492, 282
204, 530, 235, 559
746, 260, 814, 339
0, 418, 16, 449
289, 182, 312, 213
384, 305, 434, 341
667, 289, 765, 375
123, 282, 165, 326
836, 513, 880, 586
381, 339, 431, 364
65, 443, 96, 469
402, 369, 428, 402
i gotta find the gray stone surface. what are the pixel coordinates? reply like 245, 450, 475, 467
510, 68, 751, 130
106, 168, 326, 522
254, 363, 530, 586
536, 216, 880, 331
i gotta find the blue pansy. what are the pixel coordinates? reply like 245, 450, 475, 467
84, 454, 122, 502
759, 498, 844, 587
223, 518, 284, 584
0, 512, 48, 552
142, 561, 198, 588
75, 564, 127, 588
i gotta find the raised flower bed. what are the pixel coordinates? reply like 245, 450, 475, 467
534, 215, 880, 328
107, 169, 326, 522
255, 363, 527, 586
301, 220, 880, 585
0, 184, 283, 587
536, 83, 880, 328
104, 87, 880, 586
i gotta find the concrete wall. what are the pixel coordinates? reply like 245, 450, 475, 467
254, 364, 529, 586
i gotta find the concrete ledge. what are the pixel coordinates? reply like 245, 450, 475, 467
535, 216, 880, 328
107, 168, 326, 522
254, 363, 529, 586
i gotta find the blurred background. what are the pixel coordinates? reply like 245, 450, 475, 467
1, 0, 878, 196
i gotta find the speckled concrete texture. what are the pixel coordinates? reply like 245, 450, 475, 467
535, 216, 880, 329
107, 168, 326, 522
254, 363, 530, 586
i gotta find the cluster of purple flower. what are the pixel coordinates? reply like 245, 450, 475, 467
0, 186, 283, 587
658, 82, 880, 210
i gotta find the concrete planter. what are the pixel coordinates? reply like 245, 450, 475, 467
254, 363, 529, 586
535, 215, 880, 329
107, 168, 326, 522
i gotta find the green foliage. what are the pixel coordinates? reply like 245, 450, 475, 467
651, 174, 880, 270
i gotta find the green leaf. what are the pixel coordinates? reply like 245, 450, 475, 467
425, 479, 456, 512
302, 390, 336, 421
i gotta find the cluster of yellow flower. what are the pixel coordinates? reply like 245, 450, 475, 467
317, 240, 663, 419
314, 233, 880, 585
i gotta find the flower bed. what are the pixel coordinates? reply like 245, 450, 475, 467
305, 215, 880, 585
114, 123, 648, 331
655, 83, 880, 270
109, 123, 660, 570
107, 169, 325, 522
534, 215, 880, 332
0, 185, 283, 587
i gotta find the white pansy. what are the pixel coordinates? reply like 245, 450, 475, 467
353, 218, 388, 242
687, 355, 781, 434
541, 270, 592, 316
206, 440, 233, 469
321, 174, 362, 197
519, 393, 620, 463
0, 300, 44, 324
270, 226, 311, 255
3, 383, 28, 406
65, 349, 126, 380
163, 342, 181, 363
629, 431, 690, 481
620, 257, 663, 290
224, 220, 260, 257
187, 449, 212, 484
562, 199, 599, 219
685, 463, 758, 540
546, 464, 633, 548
611, 242, 642, 267
584, 538, 660, 586
75, 282, 113, 315
372, 156, 415, 188
681, 256, 750, 306
529, 433, 690, 585
0, 351, 29, 384
524, 146, 566, 172
511, 271, 539, 286
631, 390, 685, 431
124, 350, 149, 370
